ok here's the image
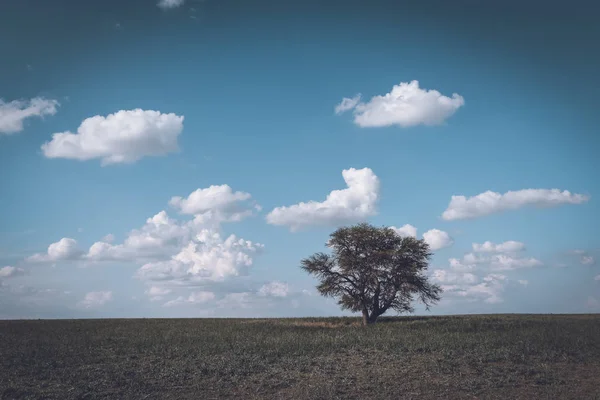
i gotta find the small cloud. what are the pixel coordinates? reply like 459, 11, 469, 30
145, 285, 172, 301
472, 241, 526, 253
0, 266, 25, 279
163, 291, 215, 307
258, 281, 289, 297
518, 280, 529, 286
334, 94, 361, 115
169, 185, 255, 221
581, 256, 595, 265
422, 229, 454, 251
27, 238, 83, 263
78, 291, 112, 308
390, 224, 417, 238
442, 189, 589, 221
594, 274, 600, 282
337, 80, 464, 128
158, 0, 185, 9
0, 97, 59, 134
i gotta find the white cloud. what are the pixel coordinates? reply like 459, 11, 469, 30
449, 257, 476, 272
489, 254, 542, 271
422, 229, 454, 251
518, 280, 529, 286
336, 80, 464, 128
136, 230, 263, 284
86, 211, 191, 262
463, 253, 487, 265
169, 185, 256, 221
158, 0, 185, 9
41, 109, 184, 165
587, 296, 600, 309
581, 256, 595, 265
390, 224, 417, 238
27, 238, 82, 263
448, 251, 542, 272
472, 241, 526, 253
442, 189, 590, 221
164, 291, 215, 307
430, 269, 478, 285
594, 274, 600, 281
334, 94, 361, 114
101, 234, 115, 243
78, 291, 112, 308
440, 273, 507, 304
266, 167, 380, 231
0, 97, 59, 134
0, 266, 25, 278
145, 286, 172, 301
258, 281, 289, 297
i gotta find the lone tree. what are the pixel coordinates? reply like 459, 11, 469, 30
301, 223, 442, 325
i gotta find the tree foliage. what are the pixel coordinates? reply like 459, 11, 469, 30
301, 223, 442, 325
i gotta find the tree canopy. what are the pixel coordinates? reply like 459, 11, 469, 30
301, 223, 442, 325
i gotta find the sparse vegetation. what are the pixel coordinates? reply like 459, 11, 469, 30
1, 314, 600, 399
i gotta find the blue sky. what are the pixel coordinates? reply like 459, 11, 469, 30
1, 0, 599, 318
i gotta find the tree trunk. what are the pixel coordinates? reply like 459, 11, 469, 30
361, 309, 371, 326
362, 309, 378, 325
368, 313, 379, 324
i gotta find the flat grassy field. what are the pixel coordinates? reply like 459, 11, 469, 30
1, 314, 599, 399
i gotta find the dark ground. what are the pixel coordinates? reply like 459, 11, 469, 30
1, 314, 599, 399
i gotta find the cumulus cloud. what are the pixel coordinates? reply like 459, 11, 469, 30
0, 97, 59, 134
0, 266, 25, 279
595, 274, 600, 281
163, 291, 215, 307
86, 211, 191, 262
41, 109, 184, 165
27, 238, 82, 263
78, 291, 112, 308
266, 167, 380, 231
258, 281, 289, 297
336, 80, 464, 128
136, 230, 263, 284
422, 229, 454, 251
518, 280, 529, 286
28, 182, 263, 301
472, 241, 526, 253
158, 0, 185, 9
442, 189, 590, 221
390, 224, 417, 238
169, 185, 256, 221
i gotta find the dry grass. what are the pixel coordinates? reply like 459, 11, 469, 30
1, 314, 599, 399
